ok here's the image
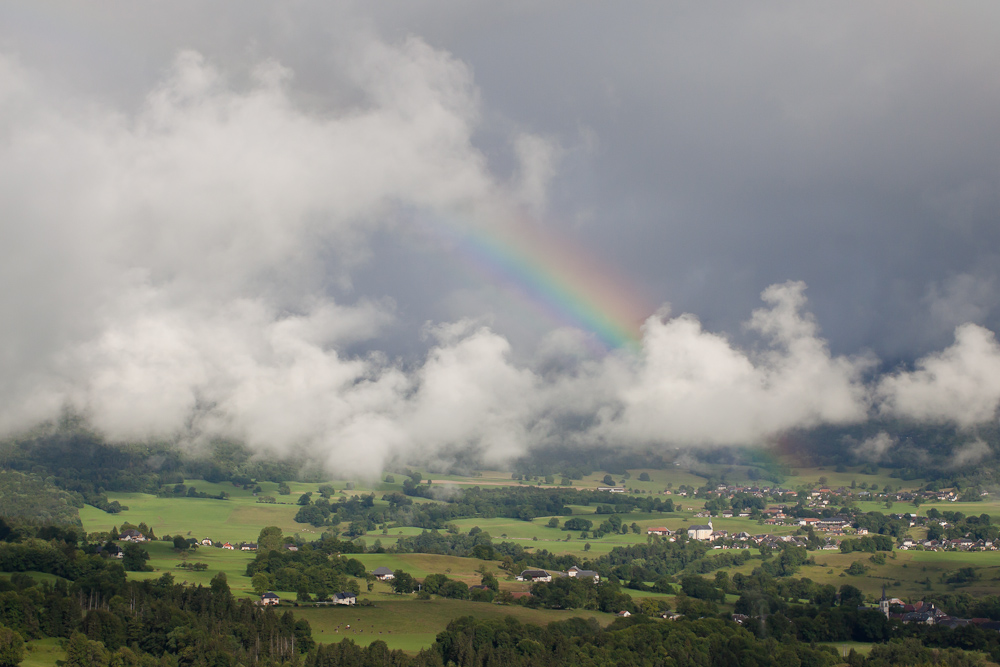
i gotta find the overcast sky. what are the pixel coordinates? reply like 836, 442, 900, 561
2, 3, 999, 474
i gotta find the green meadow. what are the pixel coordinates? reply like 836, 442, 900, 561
20, 638, 64, 667
132, 539, 260, 596
294, 598, 618, 653
350, 553, 498, 584
80, 487, 304, 544
0, 570, 64, 587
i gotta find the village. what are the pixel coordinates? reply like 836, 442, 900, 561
638, 481, 998, 553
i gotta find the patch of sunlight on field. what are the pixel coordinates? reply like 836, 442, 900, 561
80, 492, 301, 543
21, 638, 64, 667
137, 540, 259, 596
294, 598, 617, 653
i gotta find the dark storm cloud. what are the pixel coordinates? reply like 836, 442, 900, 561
1, 3, 999, 474
356, 2, 1000, 360
4, 4, 999, 360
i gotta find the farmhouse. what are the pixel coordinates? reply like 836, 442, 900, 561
222, 542, 235, 550
597, 487, 626, 493
333, 592, 357, 605
260, 592, 280, 606
119, 529, 146, 542
646, 527, 672, 536
372, 567, 395, 581
565, 566, 600, 581
517, 569, 552, 582
687, 522, 713, 540
200, 538, 213, 546
240, 542, 258, 551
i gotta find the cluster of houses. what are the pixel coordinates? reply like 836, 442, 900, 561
791, 515, 855, 534
674, 484, 798, 500
889, 488, 987, 503
119, 529, 148, 542
686, 482, 987, 512
646, 523, 840, 550
646, 523, 727, 541
877, 587, 1000, 629
196, 539, 259, 551
193, 539, 301, 552
117, 530, 306, 553
752, 507, 863, 533
728, 588, 1000, 631
258, 591, 359, 607
900, 537, 998, 552
647, 510, 994, 553
516, 565, 600, 583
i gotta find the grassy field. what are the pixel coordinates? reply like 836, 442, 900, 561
20, 638, 64, 667
0, 570, 65, 586
293, 598, 618, 652
79, 491, 304, 544
133, 539, 262, 596
73, 463, 1000, 650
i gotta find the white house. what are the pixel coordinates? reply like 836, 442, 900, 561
372, 567, 395, 581
333, 592, 357, 605
517, 569, 552, 582
260, 592, 280, 606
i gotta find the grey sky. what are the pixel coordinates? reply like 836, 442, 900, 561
1, 3, 999, 472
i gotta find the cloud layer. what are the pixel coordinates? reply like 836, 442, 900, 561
1, 33, 1000, 476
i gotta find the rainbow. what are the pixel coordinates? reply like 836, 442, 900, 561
428, 211, 650, 351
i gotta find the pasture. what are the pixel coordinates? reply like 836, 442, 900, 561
21, 638, 64, 667
133, 539, 260, 596
79, 488, 304, 544
294, 598, 618, 653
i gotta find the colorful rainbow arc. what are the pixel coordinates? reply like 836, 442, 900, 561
431, 213, 649, 351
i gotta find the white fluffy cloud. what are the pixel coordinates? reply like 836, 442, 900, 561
850, 432, 897, 463
0, 38, 513, 475
591, 282, 872, 446
3, 34, 1000, 476
949, 439, 992, 469
877, 323, 1000, 427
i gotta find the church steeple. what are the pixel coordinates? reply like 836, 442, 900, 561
879, 584, 889, 619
